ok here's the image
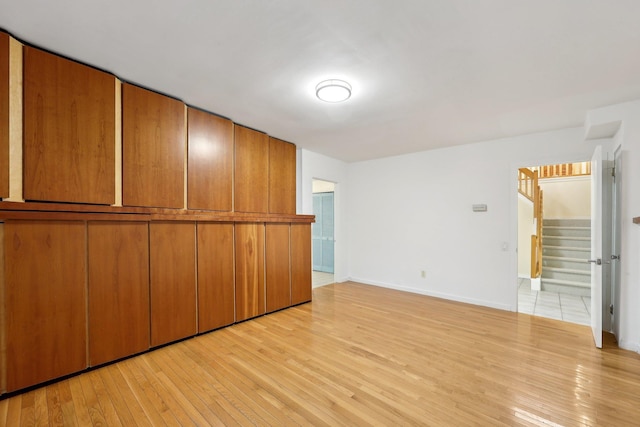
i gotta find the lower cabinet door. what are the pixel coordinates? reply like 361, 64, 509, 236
4, 220, 87, 392
291, 223, 312, 305
150, 222, 197, 347
235, 223, 265, 321
88, 221, 150, 366
266, 223, 291, 312
197, 222, 235, 332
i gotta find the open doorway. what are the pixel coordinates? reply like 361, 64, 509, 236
312, 179, 335, 287
517, 162, 592, 325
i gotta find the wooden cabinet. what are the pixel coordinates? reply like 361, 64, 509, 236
197, 222, 235, 332
4, 221, 87, 392
187, 108, 233, 211
88, 221, 150, 366
266, 223, 291, 312
234, 125, 268, 213
0, 33, 8, 198
269, 137, 296, 214
23, 46, 116, 205
0, 33, 313, 394
150, 222, 197, 346
291, 223, 313, 305
122, 83, 186, 208
235, 223, 265, 321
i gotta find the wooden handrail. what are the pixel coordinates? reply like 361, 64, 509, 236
518, 168, 536, 202
519, 168, 543, 279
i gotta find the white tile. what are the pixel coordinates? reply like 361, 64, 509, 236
562, 313, 590, 326
559, 294, 584, 305
538, 292, 560, 302
535, 311, 563, 321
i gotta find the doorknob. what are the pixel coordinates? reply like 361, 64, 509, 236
587, 259, 602, 265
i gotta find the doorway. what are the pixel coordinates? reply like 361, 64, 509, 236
517, 162, 592, 325
312, 179, 335, 287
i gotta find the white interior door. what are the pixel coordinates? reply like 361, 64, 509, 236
590, 146, 604, 348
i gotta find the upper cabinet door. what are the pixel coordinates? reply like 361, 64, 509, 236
0, 33, 8, 198
122, 83, 185, 208
234, 125, 268, 213
23, 46, 116, 204
269, 137, 296, 215
187, 108, 233, 211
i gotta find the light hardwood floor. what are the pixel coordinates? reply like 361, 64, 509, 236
2, 281, 640, 426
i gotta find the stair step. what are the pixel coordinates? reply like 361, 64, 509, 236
543, 245, 590, 252
541, 278, 591, 296
542, 278, 590, 288
544, 267, 590, 276
542, 256, 591, 271
543, 255, 590, 263
544, 245, 591, 252
543, 226, 590, 238
543, 235, 590, 242
543, 219, 590, 227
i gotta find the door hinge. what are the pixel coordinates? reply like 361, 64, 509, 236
612, 166, 616, 179
609, 304, 614, 315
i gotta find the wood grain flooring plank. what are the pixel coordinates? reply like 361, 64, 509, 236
100, 364, 152, 427
117, 358, 177, 426
44, 384, 65, 427
56, 381, 79, 427
2, 282, 640, 425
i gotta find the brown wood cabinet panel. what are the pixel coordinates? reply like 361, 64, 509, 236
266, 223, 291, 312
291, 223, 312, 305
269, 138, 296, 214
234, 126, 268, 213
122, 83, 185, 208
149, 222, 197, 347
23, 46, 115, 204
4, 221, 86, 392
197, 223, 235, 332
187, 108, 233, 211
0, 33, 8, 198
88, 221, 150, 366
235, 223, 265, 321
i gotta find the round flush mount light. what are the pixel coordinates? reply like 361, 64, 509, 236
315, 79, 352, 103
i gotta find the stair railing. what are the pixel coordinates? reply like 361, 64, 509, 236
518, 168, 543, 279
537, 162, 591, 179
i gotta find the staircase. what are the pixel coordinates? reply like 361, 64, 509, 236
541, 218, 591, 296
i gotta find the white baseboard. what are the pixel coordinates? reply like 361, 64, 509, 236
617, 338, 640, 354
346, 276, 513, 312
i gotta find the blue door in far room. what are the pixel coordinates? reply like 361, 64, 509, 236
312, 192, 334, 273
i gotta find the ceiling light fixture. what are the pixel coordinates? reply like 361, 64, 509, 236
316, 79, 352, 103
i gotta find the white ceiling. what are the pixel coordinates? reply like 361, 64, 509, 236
2, 1, 640, 162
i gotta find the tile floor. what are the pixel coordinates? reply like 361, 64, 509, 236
518, 278, 591, 326
312, 271, 335, 287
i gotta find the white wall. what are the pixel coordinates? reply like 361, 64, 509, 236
345, 127, 607, 312
299, 99, 640, 353
299, 149, 349, 284
586, 100, 640, 353
518, 195, 533, 277
540, 177, 591, 219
